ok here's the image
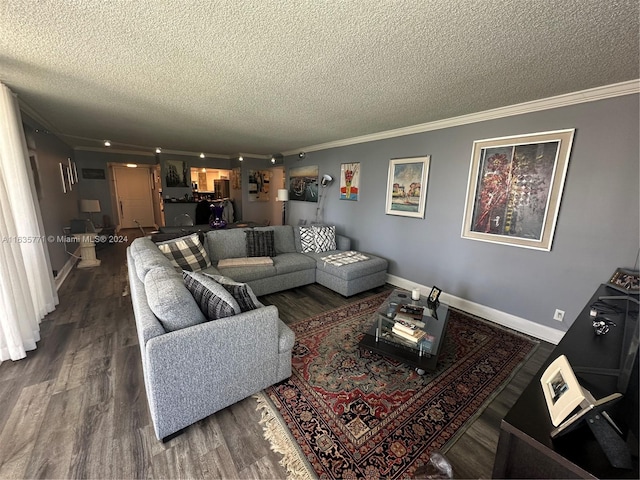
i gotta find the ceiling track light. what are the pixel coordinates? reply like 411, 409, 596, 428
200, 153, 205, 158
104, 140, 111, 147
238, 156, 243, 161
155, 147, 162, 154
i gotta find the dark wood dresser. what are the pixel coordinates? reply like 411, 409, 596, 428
492, 284, 639, 479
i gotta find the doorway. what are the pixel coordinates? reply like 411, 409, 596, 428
111, 165, 155, 229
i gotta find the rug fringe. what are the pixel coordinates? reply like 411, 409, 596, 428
254, 392, 317, 480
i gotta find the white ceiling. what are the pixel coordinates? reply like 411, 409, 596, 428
1, 1, 638, 157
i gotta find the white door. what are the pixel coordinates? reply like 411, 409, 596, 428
113, 166, 155, 228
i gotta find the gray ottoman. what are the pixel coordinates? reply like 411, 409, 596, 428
306, 252, 388, 296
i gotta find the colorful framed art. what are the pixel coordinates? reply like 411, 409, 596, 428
461, 129, 575, 251
340, 162, 360, 201
385, 156, 430, 218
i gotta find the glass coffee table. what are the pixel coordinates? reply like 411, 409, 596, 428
358, 288, 450, 374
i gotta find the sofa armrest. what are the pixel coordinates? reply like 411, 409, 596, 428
144, 305, 283, 438
336, 234, 351, 250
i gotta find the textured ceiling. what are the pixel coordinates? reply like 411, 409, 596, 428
0, 1, 638, 156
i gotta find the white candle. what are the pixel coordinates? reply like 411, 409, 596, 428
411, 288, 420, 301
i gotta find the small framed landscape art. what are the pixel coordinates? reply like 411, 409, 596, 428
385, 156, 430, 218
461, 129, 575, 251
340, 162, 360, 201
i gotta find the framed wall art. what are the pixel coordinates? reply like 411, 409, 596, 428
385, 156, 430, 218
340, 162, 360, 201
164, 159, 188, 187
82, 168, 105, 180
288, 165, 319, 202
248, 169, 270, 202
461, 129, 575, 251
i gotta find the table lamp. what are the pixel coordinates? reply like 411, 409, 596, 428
80, 199, 101, 226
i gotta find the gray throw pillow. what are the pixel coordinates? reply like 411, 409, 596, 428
145, 266, 206, 332
183, 271, 240, 321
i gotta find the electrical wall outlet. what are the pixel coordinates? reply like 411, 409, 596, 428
553, 309, 565, 322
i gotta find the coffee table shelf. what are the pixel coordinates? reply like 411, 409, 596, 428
358, 289, 450, 373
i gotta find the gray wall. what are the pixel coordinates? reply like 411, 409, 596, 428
23, 122, 77, 276
285, 95, 639, 331
237, 158, 285, 225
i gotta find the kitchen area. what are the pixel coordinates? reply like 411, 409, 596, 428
162, 167, 233, 226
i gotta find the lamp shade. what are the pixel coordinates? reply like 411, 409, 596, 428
80, 199, 101, 213
277, 189, 289, 201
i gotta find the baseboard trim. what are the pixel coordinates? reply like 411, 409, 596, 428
386, 274, 565, 345
55, 247, 80, 290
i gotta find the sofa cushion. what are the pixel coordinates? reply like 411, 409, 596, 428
309, 251, 389, 280
145, 266, 206, 332
205, 274, 261, 312
157, 233, 211, 271
182, 271, 240, 320
205, 229, 247, 262
298, 226, 316, 253
216, 263, 277, 283
255, 225, 297, 254
245, 230, 275, 257
313, 225, 337, 252
272, 252, 317, 275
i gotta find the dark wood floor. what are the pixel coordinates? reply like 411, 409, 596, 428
0, 230, 554, 479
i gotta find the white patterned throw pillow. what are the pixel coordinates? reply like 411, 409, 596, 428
299, 226, 316, 253
313, 225, 336, 253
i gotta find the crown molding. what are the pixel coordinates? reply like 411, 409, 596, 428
282, 79, 640, 156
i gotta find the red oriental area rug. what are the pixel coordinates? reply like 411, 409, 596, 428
256, 291, 538, 479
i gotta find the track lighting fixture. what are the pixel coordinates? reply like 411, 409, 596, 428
298, 152, 306, 159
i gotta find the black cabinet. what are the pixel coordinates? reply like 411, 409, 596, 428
493, 284, 639, 479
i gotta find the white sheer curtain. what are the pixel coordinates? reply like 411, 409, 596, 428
0, 82, 58, 361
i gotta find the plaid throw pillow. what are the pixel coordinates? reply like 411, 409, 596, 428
245, 230, 275, 257
157, 233, 211, 271
313, 225, 336, 252
183, 271, 240, 320
205, 274, 261, 312
299, 226, 316, 253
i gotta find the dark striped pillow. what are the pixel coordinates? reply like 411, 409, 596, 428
205, 274, 261, 312
245, 230, 275, 257
182, 271, 240, 320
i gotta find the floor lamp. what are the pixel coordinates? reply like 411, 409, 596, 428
277, 189, 289, 225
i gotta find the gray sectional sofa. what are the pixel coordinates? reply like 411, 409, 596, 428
126, 224, 387, 440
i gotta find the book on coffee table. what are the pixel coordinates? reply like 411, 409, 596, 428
392, 325, 427, 343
